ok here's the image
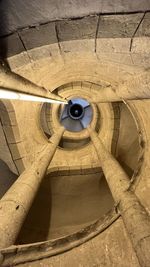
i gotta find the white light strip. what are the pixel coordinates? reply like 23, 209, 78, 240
0, 89, 67, 104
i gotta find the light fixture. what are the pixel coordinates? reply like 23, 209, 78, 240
0, 89, 68, 104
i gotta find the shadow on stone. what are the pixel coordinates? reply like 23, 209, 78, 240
16, 177, 52, 244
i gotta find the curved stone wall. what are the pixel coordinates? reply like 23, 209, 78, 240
0, 100, 27, 175
0, 4, 149, 267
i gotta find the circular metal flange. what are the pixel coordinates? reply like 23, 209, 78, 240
69, 103, 84, 120
60, 98, 93, 132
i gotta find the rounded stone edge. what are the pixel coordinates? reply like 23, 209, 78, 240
1, 209, 120, 267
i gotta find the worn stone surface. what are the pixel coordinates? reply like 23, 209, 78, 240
19, 22, 57, 50
1, 13, 150, 60
88, 127, 150, 267
0, 3, 150, 267
15, 218, 140, 267
0, 128, 64, 249
0, 0, 150, 37
57, 17, 98, 42
16, 174, 113, 243
0, 160, 17, 199
0, 32, 24, 59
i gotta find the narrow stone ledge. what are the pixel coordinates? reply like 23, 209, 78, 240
18, 23, 57, 50
0, 209, 119, 267
0, 33, 25, 59
56, 16, 98, 42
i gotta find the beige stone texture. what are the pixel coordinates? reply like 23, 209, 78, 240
0, 4, 150, 267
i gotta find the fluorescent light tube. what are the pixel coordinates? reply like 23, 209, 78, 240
0, 89, 67, 104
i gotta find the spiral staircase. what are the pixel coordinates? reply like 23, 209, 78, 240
0, 1, 150, 266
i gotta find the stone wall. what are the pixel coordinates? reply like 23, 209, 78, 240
0, 4, 150, 267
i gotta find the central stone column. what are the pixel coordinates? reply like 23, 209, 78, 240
88, 126, 150, 267
0, 126, 64, 250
